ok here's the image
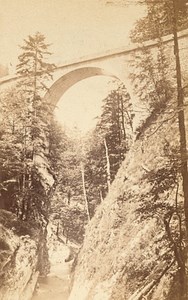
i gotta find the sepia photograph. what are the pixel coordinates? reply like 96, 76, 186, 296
0, 0, 188, 299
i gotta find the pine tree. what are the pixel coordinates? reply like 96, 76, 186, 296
97, 83, 132, 182
83, 84, 133, 215
15, 32, 56, 221
16, 32, 55, 94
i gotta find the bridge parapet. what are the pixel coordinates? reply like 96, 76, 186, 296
0, 28, 188, 87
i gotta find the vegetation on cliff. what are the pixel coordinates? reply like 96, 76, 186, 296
69, 1, 188, 299
0, 32, 59, 276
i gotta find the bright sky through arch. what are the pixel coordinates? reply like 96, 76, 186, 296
54, 76, 118, 134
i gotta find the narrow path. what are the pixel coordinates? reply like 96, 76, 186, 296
32, 242, 73, 300
32, 273, 70, 300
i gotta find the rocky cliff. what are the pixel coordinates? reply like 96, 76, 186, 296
69, 103, 188, 300
0, 210, 39, 300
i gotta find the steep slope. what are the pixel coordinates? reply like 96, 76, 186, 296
0, 210, 39, 300
69, 105, 187, 300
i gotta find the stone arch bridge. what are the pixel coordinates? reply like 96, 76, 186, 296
0, 29, 188, 124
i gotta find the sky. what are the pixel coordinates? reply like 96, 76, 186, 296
0, 0, 145, 133
55, 76, 118, 132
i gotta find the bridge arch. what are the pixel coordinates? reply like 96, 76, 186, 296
43, 67, 120, 107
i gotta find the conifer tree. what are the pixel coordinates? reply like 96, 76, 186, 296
15, 32, 56, 221
84, 83, 133, 214
98, 83, 132, 181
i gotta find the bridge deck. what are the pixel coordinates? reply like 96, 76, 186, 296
0, 28, 188, 86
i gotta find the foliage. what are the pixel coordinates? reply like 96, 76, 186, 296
49, 90, 134, 239
129, 42, 174, 117
52, 194, 87, 244
16, 32, 55, 91
137, 142, 180, 217
136, 140, 188, 299
47, 119, 70, 178
98, 82, 133, 171
84, 130, 108, 209
50, 129, 89, 244
0, 32, 58, 276
12, 32, 56, 220
83, 83, 133, 215
0, 209, 39, 237
130, 0, 188, 43
130, 1, 188, 297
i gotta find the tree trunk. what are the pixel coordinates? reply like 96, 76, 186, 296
81, 162, 90, 221
33, 48, 38, 115
120, 95, 126, 140
172, 1, 188, 299
99, 189, 104, 202
104, 137, 111, 192
117, 95, 122, 145
172, 0, 188, 236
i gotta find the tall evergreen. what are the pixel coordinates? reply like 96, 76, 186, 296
97, 83, 133, 181
14, 32, 56, 221
84, 83, 133, 215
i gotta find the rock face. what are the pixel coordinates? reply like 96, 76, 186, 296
69, 106, 188, 300
0, 210, 39, 300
